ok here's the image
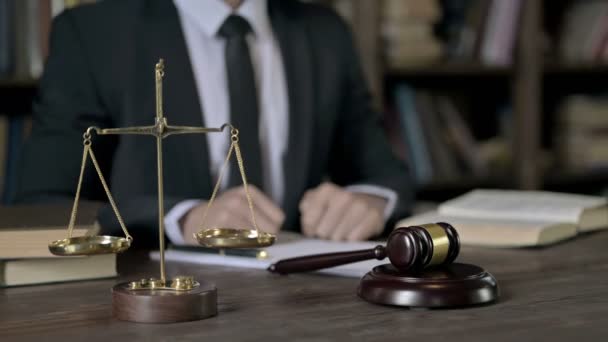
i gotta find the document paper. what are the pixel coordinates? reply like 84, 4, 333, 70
150, 239, 386, 278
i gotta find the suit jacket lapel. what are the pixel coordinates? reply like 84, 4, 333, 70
137, 0, 212, 195
269, 0, 315, 228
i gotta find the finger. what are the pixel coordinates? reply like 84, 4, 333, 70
298, 190, 316, 236
219, 191, 258, 223
300, 205, 323, 237
244, 186, 285, 225
223, 192, 276, 232
346, 210, 383, 241
300, 208, 321, 237
232, 187, 284, 234
315, 190, 354, 239
299, 183, 337, 236
330, 200, 368, 241
299, 182, 336, 211
247, 201, 282, 234
299, 189, 314, 212
184, 200, 249, 231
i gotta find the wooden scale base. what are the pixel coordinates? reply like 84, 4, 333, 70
358, 263, 498, 308
112, 280, 218, 323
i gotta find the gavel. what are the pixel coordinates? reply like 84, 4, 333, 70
268, 223, 460, 274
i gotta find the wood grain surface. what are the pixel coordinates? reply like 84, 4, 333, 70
2, 231, 608, 341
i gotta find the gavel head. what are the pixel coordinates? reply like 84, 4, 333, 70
386, 222, 460, 272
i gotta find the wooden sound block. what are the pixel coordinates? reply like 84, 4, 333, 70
112, 280, 218, 323
358, 263, 498, 308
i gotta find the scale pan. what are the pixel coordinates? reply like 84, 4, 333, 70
48, 235, 131, 256
195, 228, 276, 249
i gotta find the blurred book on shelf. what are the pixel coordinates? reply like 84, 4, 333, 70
557, 0, 608, 64
330, 0, 354, 24
478, 0, 522, 66
0, 0, 15, 78
0, 115, 7, 198
555, 95, 608, 172
2, 114, 32, 204
381, 0, 444, 68
434, 0, 522, 66
437, 0, 486, 61
389, 84, 497, 188
393, 84, 433, 185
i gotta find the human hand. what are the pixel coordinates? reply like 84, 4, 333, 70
299, 182, 387, 241
181, 185, 285, 245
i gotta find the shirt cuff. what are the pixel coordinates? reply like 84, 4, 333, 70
164, 199, 202, 246
344, 184, 398, 221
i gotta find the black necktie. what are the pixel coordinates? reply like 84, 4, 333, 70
218, 15, 264, 190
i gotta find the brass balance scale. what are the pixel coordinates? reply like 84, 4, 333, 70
47, 59, 274, 323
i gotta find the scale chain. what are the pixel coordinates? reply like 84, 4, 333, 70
201, 128, 261, 238
67, 132, 132, 241
200, 142, 234, 229
234, 142, 260, 236
67, 138, 90, 239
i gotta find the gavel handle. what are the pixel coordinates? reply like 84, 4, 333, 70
267, 245, 386, 274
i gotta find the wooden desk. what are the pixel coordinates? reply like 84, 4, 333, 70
2, 232, 608, 341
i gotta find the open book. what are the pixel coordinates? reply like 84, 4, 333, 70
396, 189, 608, 247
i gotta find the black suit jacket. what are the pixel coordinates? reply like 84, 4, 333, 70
16, 0, 412, 245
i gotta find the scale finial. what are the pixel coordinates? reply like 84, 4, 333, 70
155, 59, 165, 119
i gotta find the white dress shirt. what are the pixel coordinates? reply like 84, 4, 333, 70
166, 0, 397, 244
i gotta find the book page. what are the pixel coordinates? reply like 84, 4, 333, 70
396, 210, 577, 247
438, 189, 606, 224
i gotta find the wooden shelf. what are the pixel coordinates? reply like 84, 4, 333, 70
386, 62, 511, 78
386, 62, 608, 78
543, 63, 608, 75
0, 78, 38, 88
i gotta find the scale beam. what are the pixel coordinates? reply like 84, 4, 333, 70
89, 122, 231, 139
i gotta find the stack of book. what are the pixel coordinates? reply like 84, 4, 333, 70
381, 0, 444, 68
0, 203, 116, 287
555, 95, 608, 172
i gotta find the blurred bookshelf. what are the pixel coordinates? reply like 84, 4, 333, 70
544, 63, 608, 74
388, 63, 511, 78
325, 0, 608, 201
2, 0, 608, 203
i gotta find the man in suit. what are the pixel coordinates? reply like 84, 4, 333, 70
16, 0, 412, 245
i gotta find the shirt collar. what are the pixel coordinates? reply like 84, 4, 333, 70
173, 0, 272, 39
